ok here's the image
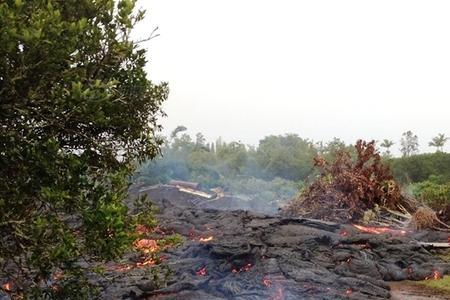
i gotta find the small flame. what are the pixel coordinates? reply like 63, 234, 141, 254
114, 264, 133, 272
340, 230, 349, 237
111, 256, 156, 271
262, 276, 272, 287
199, 236, 214, 242
355, 243, 371, 249
425, 270, 442, 280
2, 281, 13, 292
136, 257, 156, 267
232, 263, 253, 273
196, 266, 207, 276
135, 239, 159, 253
345, 287, 353, 296
353, 224, 407, 235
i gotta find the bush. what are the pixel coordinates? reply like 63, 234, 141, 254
285, 140, 414, 222
412, 176, 450, 222
389, 152, 450, 184
0, 1, 167, 297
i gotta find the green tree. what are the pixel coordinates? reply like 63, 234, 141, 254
256, 134, 316, 181
400, 130, 419, 157
170, 125, 187, 140
0, 0, 167, 297
195, 132, 206, 148
429, 133, 448, 152
380, 139, 395, 157
217, 141, 248, 174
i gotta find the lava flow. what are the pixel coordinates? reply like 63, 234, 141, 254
425, 270, 442, 280
353, 224, 407, 235
199, 236, 214, 242
196, 266, 207, 276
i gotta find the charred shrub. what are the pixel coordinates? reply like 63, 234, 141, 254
285, 140, 413, 222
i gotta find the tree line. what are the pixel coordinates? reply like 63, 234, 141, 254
380, 131, 448, 157
136, 126, 450, 188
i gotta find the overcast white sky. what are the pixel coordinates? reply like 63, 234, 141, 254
135, 0, 450, 154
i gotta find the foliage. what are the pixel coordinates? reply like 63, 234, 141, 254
389, 152, 450, 184
256, 134, 317, 181
417, 276, 450, 293
0, 0, 167, 297
411, 176, 450, 222
429, 133, 448, 152
380, 139, 394, 157
284, 140, 412, 222
400, 130, 419, 157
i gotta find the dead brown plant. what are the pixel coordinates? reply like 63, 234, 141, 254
284, 140, 417, 222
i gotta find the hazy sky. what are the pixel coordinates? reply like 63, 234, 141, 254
135, 0, 450, 153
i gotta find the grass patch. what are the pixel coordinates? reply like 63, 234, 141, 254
416, 275, 450, 293
438, 250, 450, 262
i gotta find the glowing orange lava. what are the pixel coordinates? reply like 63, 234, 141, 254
2, 281, 13, 292
135, 239, 159, 253
136, 257, 156, 267
196, 266, 207, 276
262, 276, 272, 287
199, 236, 214, 242
232, 263, 253, 273
114, 264, 133, 272
425, 270, 442, 280
340, 230, 349, 237
353, 224, 407, 235
110, 256, 156, 272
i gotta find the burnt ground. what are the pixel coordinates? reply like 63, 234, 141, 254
97, 185, 450, 300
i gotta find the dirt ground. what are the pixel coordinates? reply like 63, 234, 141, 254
390, 281, 450, 300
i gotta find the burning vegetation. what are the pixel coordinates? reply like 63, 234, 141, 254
283, 140, 448, 232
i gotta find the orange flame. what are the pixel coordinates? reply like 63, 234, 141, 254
114, 264, 133, 272
136, 257, 156, 267
135, 239, 159, 253
353, 224, 407, 235
345, 287, 353, 296
2, 281, 13, 292
199, 236, 214, 242
232, 263, 253, 273
339, 230, 349, 237
196, 266, 207, 276
110, 255, 156, 272
262, 276, 272, 287
425, 270, 442, 280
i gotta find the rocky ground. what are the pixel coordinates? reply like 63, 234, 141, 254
99, 185, 450, 300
